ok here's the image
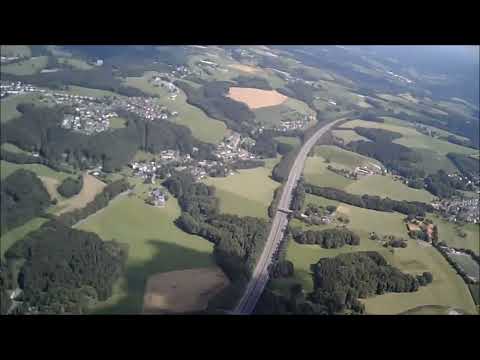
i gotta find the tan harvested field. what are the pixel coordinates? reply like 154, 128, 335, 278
39, 176, 61, 201
143, 267, 230, 314
227, 87, 288, 109
228, 64, 262, 74
56, 174, 106, 215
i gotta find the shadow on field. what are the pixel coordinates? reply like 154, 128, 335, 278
89, 239, 214, 315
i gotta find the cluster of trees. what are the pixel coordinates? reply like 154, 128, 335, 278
447, 153, 479, 182
57, 175, 83, 198
272, 147, 299, 182
277, 80, 316, 106
56, 178, 130, 227
1, 104, 214, 173
268, 185, 283, 218
251, 133, 278, 158
424, 170, 471, 198
310, 252, 433, 314
4, 221, 127, 314
434, 244, 478, 285
304, 184, 434, 216
289, 226, 360, 248
231, 159, 265, 170
174, 80, 256, 133
290, 178, 306, 212
1, 169, 52, 234
232, 75, 273, 90
163, 172, 269, 286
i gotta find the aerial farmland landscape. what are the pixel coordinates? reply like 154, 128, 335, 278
0, 45, 479, 316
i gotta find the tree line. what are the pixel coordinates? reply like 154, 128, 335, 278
304, 183, 434, 216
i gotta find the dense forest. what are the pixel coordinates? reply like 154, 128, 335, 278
3, 221, 127, 314
57, 175, 84, 198
289, 226, 360, 248
304, 184, 434, 216
232, 75, 273, 90
1, 104, 214, 173
1, 169, 51, 234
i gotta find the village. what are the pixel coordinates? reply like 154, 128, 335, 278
432, 197, 480, 224
1, 81, 179, 134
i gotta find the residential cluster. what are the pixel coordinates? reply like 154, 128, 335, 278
213, 132, 258, 162
146, 187, 167, 207
274, 114, 315, 132
149, 75, 180, 100
431, 197, 480, 224
1, 81, 179, 134
129, 149, 229, 184
386, 70, 413, 84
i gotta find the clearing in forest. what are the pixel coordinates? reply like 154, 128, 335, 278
55, 174, 106, 215
227, 87, 288, 109
143, 267, 229, 314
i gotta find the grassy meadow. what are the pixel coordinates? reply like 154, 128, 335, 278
1, 56, 48, 75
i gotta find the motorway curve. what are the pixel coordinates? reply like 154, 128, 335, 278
233, 118, 343, 314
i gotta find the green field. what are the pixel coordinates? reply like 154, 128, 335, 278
1, 143, 30, 155
303, 156, 354, 189
1, 217, 48, 258
58, 57, 93, 70
1, 93, 56, 123
203, 158, 280, 219
340, 117, 477, 156
1, 45, 32, 58
76, 186, 215, 314
253, 97, 315, 128
313, 145, 383, 168
274, 136, 301, 148
124, 72, 227, 144
331, 129, 371, 144
433, 215, 480, 255
0, 160, 72, 181
345, 174, 434, 202
109, 117, 127, 129
1, 56, 48, 75
276, 193, 477, 314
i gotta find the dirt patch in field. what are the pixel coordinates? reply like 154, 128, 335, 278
227, 87, 288, 109
407, 223, 421, 232
228, 64, 262, 74
336, 204, 351, 215
143, 267, 230, 314
55, 174, 106, 215
39, 176, 61, 201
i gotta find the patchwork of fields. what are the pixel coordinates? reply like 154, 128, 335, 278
275, 194, 477, 315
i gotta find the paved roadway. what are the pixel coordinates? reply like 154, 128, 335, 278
233, 118, 343, 314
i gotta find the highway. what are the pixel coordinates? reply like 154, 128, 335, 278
233, 118, 343, 314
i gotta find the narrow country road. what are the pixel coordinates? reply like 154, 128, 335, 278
233, 118, 344, 314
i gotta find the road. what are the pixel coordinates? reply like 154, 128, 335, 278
233, 118, 343, 314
